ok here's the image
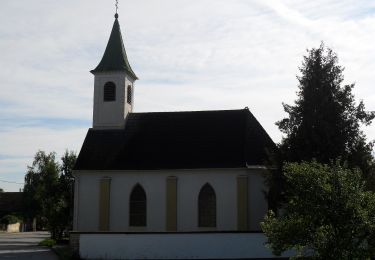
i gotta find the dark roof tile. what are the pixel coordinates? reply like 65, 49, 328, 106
91, 18, 137, 79
74, 109, 277, 170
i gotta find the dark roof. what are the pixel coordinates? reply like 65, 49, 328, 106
91, 18, 138, 79
0, 192, 23, 216
75, 109, 277, 171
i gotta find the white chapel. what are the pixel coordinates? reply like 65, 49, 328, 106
72, 12, 284, 260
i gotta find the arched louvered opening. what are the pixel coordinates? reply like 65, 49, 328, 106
129, 184, 147, 226
127, 85, 132, 104
198, 183, 216, 227
103, 82, 116, 101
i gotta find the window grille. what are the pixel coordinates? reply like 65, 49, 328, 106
129, 184, 147, 226
127, 85, 132, 104
104, 82, 116, 101
198, 183, 216, 227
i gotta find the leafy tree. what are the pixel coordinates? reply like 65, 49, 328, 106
59, 151, 77, 231
277, 43, 375, 183
261, 161, 375, 259
24, 151, 58, 224
0, 188, 3, 192
1, 214, 21, 225
23, 150, 76, 240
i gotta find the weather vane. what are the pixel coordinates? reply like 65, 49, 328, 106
115, 0, 119, 18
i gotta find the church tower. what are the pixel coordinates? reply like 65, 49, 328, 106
91, 13, 138, 129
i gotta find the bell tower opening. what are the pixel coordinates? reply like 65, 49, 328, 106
127, 85, 132, 104
104, 82, 116, 102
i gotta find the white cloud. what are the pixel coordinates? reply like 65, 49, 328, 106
0, 0, 374, 191
0, 126, 87, 191
0, 127, 86, 158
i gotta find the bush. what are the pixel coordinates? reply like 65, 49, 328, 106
39, 238, 56, 247
1, 215, 21, 225
261, 161, 375, 259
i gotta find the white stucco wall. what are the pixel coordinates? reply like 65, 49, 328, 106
79, 232, 293, 259
110, 172, 167, 231
74, 168, 269, 232
249, 171, 269, 230
176, 171, 237, 231
92, 72, 135, 129
75, 174, 100, 231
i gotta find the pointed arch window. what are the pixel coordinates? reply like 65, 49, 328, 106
198, 183, 216, 227
127, 85, 132, 104
103, 82, 116, 102
129, 184, 146, 226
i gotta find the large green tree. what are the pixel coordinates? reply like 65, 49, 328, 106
261, 161, 375, 259
23, 150, 76, 240
59, 151, 77, 231
277, 43, 374, 181
24, 151, 59, 226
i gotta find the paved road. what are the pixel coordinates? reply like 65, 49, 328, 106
0, 231, 58, 260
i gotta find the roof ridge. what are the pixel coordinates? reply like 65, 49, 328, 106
130, 108, 248, 115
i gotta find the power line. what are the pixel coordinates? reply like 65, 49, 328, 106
0, 179, 24, 185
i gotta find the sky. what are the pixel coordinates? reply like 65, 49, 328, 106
0, 0, 374, 191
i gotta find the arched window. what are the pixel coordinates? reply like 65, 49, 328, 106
129, 184, 146, 226
103, 82, 116, 101
127, 85, 132, 104
198, 183, 216, 227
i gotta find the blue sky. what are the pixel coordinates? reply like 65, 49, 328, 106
1, 0, 374, 191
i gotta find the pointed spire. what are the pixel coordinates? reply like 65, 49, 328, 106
91, 16, 138, 80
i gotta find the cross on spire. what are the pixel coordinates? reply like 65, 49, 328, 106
115, 0, 119, 18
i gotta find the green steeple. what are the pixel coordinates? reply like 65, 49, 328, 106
91, 16, 138, 79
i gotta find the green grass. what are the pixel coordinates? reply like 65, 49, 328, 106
39, 238, 81, 259
38, 238, 56, 247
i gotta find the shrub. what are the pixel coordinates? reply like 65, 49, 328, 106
39, 238, 56, 247
0, 215, 21, 225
